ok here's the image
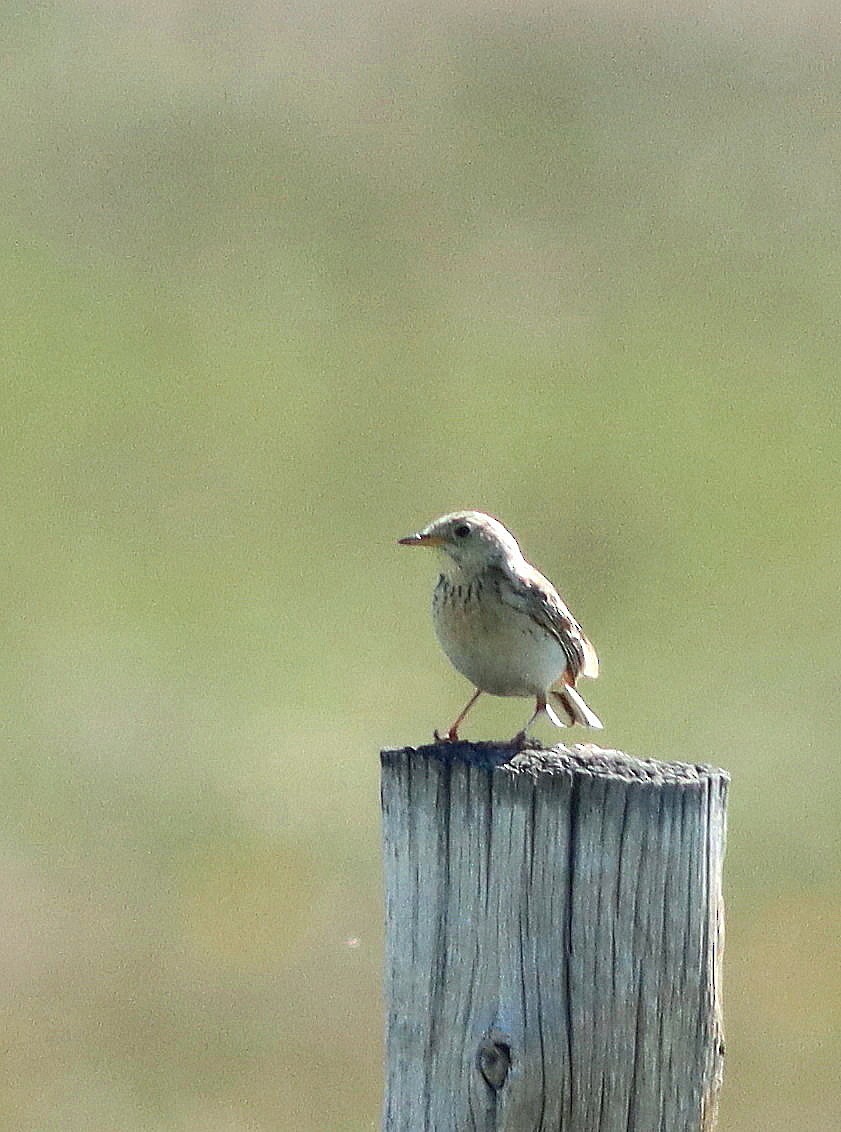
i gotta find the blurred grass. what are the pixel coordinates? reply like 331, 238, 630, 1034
1, 2, 840, 1129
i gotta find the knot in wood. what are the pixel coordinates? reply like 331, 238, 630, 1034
477, 1031, 512, 1092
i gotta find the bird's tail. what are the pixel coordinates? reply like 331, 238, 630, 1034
550, 683, 603, 730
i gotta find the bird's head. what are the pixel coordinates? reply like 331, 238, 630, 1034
398, 511, 522, 571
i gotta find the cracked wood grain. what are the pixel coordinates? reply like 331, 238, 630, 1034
381, 741, 728, 1132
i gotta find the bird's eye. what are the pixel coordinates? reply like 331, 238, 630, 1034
454, 524, 470, 538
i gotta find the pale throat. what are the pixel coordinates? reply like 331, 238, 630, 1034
437, 546, 523, 582
437, 552, 488, 583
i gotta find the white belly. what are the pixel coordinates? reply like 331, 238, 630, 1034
432, 581, 566, 697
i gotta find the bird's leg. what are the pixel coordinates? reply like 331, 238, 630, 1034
509, 692, 556, 747
435, 688, 483, 742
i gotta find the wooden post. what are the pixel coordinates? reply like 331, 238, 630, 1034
381, 741, 728, 1132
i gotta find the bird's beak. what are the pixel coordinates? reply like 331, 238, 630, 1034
397, 531, 444, 547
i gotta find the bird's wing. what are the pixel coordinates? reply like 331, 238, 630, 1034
497, 563, 599, 680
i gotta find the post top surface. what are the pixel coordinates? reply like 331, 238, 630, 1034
382, 740, 729, 785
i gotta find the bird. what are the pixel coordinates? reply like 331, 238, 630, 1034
398, 510, 603, 742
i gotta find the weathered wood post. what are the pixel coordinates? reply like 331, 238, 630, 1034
381, 741, 728, 1132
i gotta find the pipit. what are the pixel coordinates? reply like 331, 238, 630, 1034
399, 510, 603, 742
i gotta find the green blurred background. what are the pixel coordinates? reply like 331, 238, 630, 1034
2, 2, 839, 1129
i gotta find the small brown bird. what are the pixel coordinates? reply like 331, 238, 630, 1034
399, 510, 602, 742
